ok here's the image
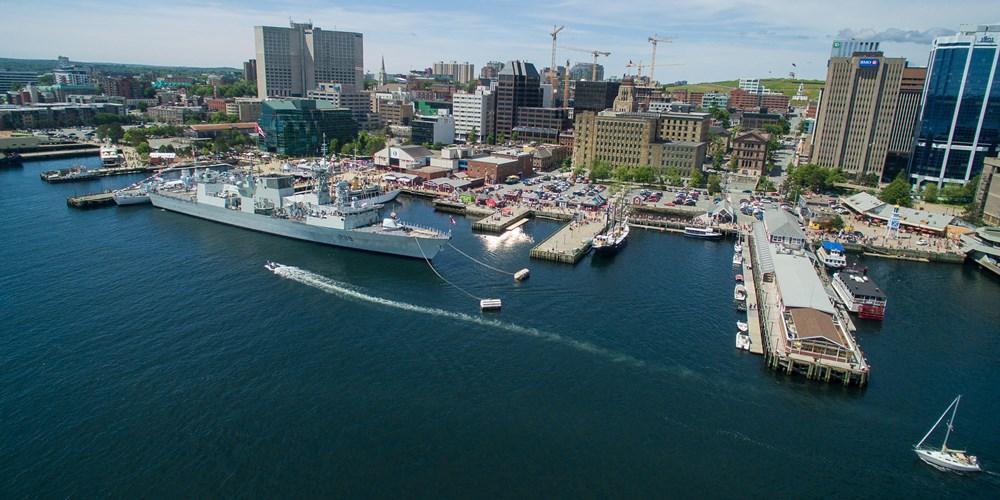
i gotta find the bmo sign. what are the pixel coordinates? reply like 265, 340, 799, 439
858, 58, 880, 68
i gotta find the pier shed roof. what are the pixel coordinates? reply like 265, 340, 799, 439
752, 223, 774, 274
770, 247, 836, 315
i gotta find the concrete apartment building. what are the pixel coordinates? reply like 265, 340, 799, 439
254, 21, 363, 98
573, 110, 708, 175
452, 87, 495, 142
495, 61, 542, 140
432, 61, 475, 84
812, 53, 906, 181
884, 66, 927, 180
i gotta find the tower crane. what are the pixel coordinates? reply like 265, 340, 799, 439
647, 34, 672, 83
625, 60, 647, 78
562, 46, 611, 80
549, 25, 565, 87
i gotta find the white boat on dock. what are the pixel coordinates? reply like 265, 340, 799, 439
684, 226, 723, 239
734, 283, 747, 310
736, 331, 751, 351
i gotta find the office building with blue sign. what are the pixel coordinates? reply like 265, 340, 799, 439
909, 24, 1000, 187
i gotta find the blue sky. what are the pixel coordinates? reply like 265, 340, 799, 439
3, 0, 998, 82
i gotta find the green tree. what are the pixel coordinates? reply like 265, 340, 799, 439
941, 183, 967, 204
37, 74, 55, 85
666, 167, 683, 186
328, 138, 339, 156
510, 131, 519, 143
707, 174, 722, 195
689, 168, 704, 188
831, 214, 845, 230
922, 183, 938, 203
878, 173, 913, 207
467, 126, 478, 143
728, 155, 738, 172
486, 133, 495, 145
757, 177, 776, 192
590, 160, 612, 181
712, 150, 724, 170
135, 142, 151, 157
96, 123, 125, 143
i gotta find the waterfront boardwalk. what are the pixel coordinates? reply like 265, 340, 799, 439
739, 234, 764, 355
471, 206, 532, 233
530, 218, 607, 264
67, 191, 115, 208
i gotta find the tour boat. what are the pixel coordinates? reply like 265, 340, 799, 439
816, 240, 847, 269
831, 267, 886, 320
684, 226, 723, 239
914, 396, 981, 473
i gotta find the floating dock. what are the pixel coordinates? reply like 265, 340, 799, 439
67, 191, 116, 208
42, 165, 159, 183
739, 234, 765, 355
529, 218, 607, 264
471, 206, 532, 233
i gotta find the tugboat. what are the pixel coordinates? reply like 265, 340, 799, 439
831, 266, 887, 320
592, 194, 630, 256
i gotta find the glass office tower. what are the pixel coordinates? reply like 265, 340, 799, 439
910, 25, 1000, 186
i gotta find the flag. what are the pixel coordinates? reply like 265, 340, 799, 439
255, 123, 266, 139
791, 63, 797, 67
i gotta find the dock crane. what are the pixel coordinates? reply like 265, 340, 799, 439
647, 34, 672, 83
562, 46, 611, 80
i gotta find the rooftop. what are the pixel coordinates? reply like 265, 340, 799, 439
188, 122, 257, 132
764, 208, 805, 241
771, 244, 836, 314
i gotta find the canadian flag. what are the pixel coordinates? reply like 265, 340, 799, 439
255, 123, 266, 138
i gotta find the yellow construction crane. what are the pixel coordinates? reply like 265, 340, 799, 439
625, 60, 647, 78
562, 46, 611, 80
647, 34, 672, 83
549, 25, 565, 87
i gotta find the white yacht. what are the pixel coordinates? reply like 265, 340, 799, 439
914, 396, 981, 473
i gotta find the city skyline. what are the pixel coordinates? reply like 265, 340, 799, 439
3, 0, 998, 82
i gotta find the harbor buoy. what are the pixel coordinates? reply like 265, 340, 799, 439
514, 268, 530, 281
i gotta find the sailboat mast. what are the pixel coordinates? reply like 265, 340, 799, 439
915, 396, 958, 449
941, 395, 960, 451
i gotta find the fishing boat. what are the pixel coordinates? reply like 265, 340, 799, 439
914, 395, 981, 473
817, 240, 847, 269
684, 226, 723, 239
732, 252, 743, 268
736, 331, 751, 351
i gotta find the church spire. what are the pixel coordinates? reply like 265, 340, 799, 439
378, 55, 387, 86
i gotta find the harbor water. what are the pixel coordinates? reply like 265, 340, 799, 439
2, 157, 999, 497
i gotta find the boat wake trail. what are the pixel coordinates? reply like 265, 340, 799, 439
270, 263, 650, 369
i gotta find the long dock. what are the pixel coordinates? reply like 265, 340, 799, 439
739, 233, 765, 355
529, 218, 608, 264
42, 165, 159, 183
471, 206, 532, 233
20, 147, 100, 160
67, 191, 116, 208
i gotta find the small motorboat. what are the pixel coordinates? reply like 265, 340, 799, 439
735, 332, 751, 351
735, 273, 744, 282
737, 321, 748, 333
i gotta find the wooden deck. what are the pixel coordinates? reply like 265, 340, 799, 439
529, 219, 607, 264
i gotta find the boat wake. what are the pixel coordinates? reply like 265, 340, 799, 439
268, 262, 650, 369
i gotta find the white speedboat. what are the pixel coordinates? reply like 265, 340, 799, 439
684, 226, 723, 239
735, 332, 751, 351
737, 321, 748, 333
734, 283, 747, 311
914, 395, 981, 473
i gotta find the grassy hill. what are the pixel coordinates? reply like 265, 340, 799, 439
663, 78, 824, 101
0, 57, 239, 76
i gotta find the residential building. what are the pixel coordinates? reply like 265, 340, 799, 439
0, 102, 124, 130
452, 87, 495, 142
480, 61, 504, 80
831, 39, 881, 58
0, 70, 38, 92
729, 89, 760, 111
254, 21, 363, 98
812, 52, 906, 181
759, 93, 791, 112
307, 82, 372, 127
569, 62, 603, 81
572, 110, 707, 176
432, 61, 475, 83
572, 80, 620, 112
373, 145, 433, 170
53, 66, 90, 86
884, 67, 927, 181
974, 156, 1000, 225
514, 107, 571, 143
147, 105, 204, 124
235, 97, 263, 122
373, 95, 413, 126
732, 130, 771, 177
257, 99, 358, 156
701, 92, 730, 110
205, 98, 228, 113
495, 61, 542, 140
102, 75, 142, 99
910, 24, 1000, 187
243, 59, 257, 83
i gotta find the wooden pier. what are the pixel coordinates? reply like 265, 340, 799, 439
738, 233, 765, 355
67, 191, 116, 208
471, 206, 532, 233
43, 165, 159, 183
529, 218, 607, 264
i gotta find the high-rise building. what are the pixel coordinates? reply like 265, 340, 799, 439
480, 61, 504, 80
432, 61, 475, 84
812, 53, 906, 181
572, 81, 620, 112
495, 61, 542, 140
452, 87, 495, 142
307, 82, 372, 128
884, 67, 927, 180
253, 21, 363, 99
0, 70, 38, 92
257, 99, 359, 156
53, 67, 90, 86
243, 59, 257, 83
831, 39, 881, 58
569, 62, 604, 81
910, 24, 1000, 186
